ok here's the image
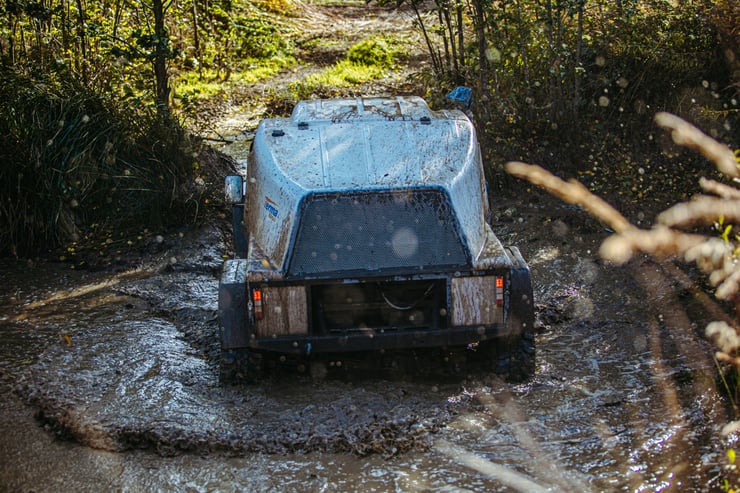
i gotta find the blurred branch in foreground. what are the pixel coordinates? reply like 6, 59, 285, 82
505, 111, 740, 428
505, 112, 739, 305
434, 440, 549, 492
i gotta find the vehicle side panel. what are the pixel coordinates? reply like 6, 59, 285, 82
219, 259, 249, 349
508, 246, 535, 334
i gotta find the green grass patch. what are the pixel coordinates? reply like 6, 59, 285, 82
347, 36, 396, 68
306, 60, 386, 86
173, 56, 297, 107
289, 60, 387, 98
289, 36, 398, 98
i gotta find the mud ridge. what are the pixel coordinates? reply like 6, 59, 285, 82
17, 370, 461, 457
13, 271, 468, 458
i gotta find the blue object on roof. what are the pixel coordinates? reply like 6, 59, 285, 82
446, 86, 472, 108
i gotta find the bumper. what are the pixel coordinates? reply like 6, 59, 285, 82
247, 324, 518, 354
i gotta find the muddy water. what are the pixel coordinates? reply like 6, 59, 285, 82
0, 201, 731, 492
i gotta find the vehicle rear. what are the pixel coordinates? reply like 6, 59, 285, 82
218, 96, 534, 382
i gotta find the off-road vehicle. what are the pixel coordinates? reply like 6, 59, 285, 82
219, 96, 534, 381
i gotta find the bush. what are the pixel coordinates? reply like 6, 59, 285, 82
0, 67, 195, 256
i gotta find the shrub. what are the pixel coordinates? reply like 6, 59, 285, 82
0, 67, 195, 256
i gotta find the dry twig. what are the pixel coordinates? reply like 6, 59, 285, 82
506, 112, 740, 391
657, 195, 740, 229
654, 112, 739, 179
700, 178, 740, 200
504, 161, 633, 234
599, 226, 705, 265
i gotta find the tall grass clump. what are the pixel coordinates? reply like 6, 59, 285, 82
0, 67, 195, 257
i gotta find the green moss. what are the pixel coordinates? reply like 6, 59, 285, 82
173, 56, 297, 106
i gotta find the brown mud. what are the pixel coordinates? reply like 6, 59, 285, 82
0, 192, 732, 491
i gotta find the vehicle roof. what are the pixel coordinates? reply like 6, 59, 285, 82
252, 96, 477, 192
246, 96, 494, 275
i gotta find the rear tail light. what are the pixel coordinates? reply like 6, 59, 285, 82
495, 276, 504, 306
252, 288, 264, 320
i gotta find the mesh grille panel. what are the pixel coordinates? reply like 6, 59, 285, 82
288, 189, 468, 277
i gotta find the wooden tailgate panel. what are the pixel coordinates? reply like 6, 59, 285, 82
256, 286, 308, 336
450, 276, 498, 326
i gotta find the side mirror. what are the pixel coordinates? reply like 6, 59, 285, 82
224, 175, 244, 204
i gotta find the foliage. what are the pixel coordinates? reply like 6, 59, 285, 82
376, 0, 736, 180
291, 60, 385, 96
0, 0, 294, 256
174, 55, 296, 115
0, 66, 195, 256
347, 36, 396, 68
289, 36, 397, 99
0, 0, 296, 109
2, 0, 737, 257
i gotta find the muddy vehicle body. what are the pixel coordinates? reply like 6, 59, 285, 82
219, 96, 534, 381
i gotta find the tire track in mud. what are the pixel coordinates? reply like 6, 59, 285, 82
16, 320, 463, 457
631, 259, 727, 473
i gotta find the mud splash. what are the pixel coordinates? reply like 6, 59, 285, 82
10, 224, 464, 459
18, 315, 459, 457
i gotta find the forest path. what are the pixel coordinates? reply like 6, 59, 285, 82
202, 0, 428, 157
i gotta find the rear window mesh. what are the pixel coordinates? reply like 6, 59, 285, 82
288, 189, 468, 277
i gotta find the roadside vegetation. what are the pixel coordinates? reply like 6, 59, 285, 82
379, 0, 737, 213
0, 0, 298, 257
289, 35, 401, 98
2, 0, 735, 258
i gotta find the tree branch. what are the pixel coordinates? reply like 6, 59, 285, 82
654, 112, 739, 179
504, 161, 634, 233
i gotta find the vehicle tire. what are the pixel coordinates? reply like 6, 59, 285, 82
488, 330, 536, 383
220, 348, 262, 384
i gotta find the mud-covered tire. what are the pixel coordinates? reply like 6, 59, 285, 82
487, 331, 536, 383
220, 348, 262, 384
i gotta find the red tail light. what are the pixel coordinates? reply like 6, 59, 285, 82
495, 276, 504, 306
252, 288, 264, 320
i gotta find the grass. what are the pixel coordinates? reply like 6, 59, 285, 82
290, 60, 387, 95
173, 56, 297, 106
288, 35, 399, 98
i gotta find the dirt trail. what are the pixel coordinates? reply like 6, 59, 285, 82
0, 192, 730, 491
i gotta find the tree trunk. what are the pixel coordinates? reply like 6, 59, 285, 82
573, 0, 584, 118
411, 1, 442, 77
439, 5, 454, 78
152, 0, 170, 115
75, 0, 88, 84
191, 0, 200, 55
471, 0, 487, 90
455, 2, 465, 83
